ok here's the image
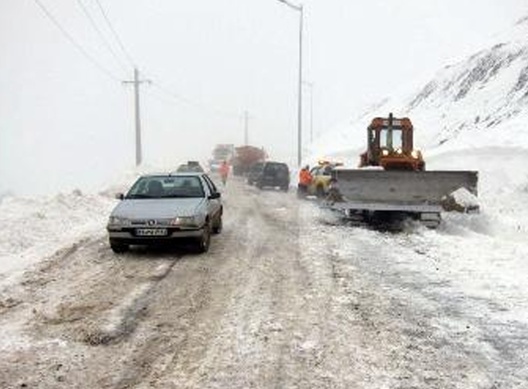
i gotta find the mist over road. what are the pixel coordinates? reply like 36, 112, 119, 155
0, 179, 526, 388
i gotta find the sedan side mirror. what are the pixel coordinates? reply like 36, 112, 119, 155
208, 192, 221, 200
115, 193, 125, 200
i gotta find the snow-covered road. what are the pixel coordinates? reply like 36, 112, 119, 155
0, 178, 527, 388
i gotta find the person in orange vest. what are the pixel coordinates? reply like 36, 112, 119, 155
297, 165, 312, 198
219, 160, 230, 186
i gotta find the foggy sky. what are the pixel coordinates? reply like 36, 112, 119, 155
1, 0, 526, 195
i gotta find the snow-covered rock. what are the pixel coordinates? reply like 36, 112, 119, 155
441, 187, 480, 213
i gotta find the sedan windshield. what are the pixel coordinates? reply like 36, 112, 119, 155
126, 176, 205, 199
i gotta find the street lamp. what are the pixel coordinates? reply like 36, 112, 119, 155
302, 80, 314, 143
276, 0, 304, 167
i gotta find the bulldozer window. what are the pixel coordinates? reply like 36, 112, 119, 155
379, 128, 403, 150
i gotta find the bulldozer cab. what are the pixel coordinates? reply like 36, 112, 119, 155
362, 113, 423, 170
368, 115, 413, 154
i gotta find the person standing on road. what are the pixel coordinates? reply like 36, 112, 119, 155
219, 160, 230, 186
297, 165, 312, 198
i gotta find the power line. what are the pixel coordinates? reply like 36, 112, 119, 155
93, 0, 136, 67
150, 79, 242, 119
88, 1, 238, 120
75, 0, 130, 72
151, 81, 205, 109
34, 0, 243, 125
145, 86, 182, 107
32, 0, 120, 81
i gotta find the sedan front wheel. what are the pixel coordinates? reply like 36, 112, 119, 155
212, 214, 223, 234
196, 223, 211, 253
110, 239, 129, 254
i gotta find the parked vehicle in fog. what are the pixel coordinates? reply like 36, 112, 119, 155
251, 161, 290, 192
176, 161, 205, 173
247, 162, 264, 185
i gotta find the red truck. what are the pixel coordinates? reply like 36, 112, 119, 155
232, 146, 267, 176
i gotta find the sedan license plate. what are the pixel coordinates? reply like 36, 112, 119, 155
135, 228, 168, 237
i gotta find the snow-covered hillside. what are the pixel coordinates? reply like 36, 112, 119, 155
312, 15, 528, 158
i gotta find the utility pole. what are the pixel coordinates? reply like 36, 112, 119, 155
276, 0, 304, 167
297, 4, 304, 167
244, 110, 249, 145
123, 68, 150, 166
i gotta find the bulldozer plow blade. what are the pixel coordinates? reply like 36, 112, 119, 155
333, 169, 478, 206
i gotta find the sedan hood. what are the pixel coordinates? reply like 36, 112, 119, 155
112, 198, 205, 219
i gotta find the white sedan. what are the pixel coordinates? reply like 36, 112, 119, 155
107, 173, 223, 253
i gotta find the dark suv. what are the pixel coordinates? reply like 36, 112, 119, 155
247, 162, 264, 186
254, 162, 290, 192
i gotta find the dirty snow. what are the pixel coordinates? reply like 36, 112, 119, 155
0, 191, 116, 287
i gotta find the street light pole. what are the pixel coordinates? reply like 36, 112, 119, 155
303, 80, 314, 143
244, 110, 249, 145
297, 5, 304, 167
277, 0, 304, 167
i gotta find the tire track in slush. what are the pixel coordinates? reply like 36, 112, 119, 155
0, 235, 184, 389
29, 241, 184, 345
81, 260, 177, 346
108, 189, 258, 389
107, 185, 307, 389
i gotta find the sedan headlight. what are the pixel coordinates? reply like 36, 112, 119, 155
170, 216, 201, 227
108, 216, 131, 226
381, 149, 389, 156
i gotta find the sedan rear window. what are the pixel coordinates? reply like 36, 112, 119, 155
126, 176, 205, 199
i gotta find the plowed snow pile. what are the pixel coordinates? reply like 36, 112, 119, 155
0, 191, 116, 286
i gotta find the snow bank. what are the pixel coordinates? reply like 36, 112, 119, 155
0, 190, 117, 287
428, 147, 528, 241
0, 164, 182, 288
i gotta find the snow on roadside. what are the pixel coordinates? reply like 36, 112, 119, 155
301, 195, 528, 385
428, 146, 528, 241
0, 164, 175, 288
0, 190, 117, 287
